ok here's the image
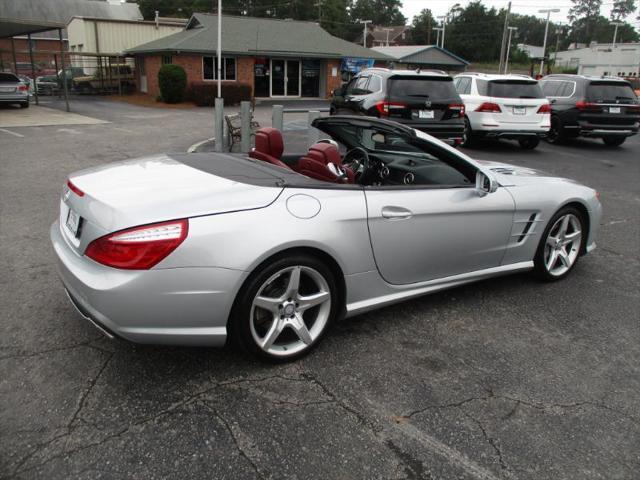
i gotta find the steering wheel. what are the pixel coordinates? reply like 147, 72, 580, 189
342, 147, 371, 183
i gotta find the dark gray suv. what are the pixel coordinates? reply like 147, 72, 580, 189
540, 74, 639, 146
330, 68, 465, 146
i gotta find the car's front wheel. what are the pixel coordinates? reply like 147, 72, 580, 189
533, 207, 585, 281
230, 254, 338, 361
518, 137, 540, 150
602, 136, 626, 147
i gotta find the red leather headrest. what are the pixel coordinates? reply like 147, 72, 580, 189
308, 143, 342, 166
254, 128, 283, 159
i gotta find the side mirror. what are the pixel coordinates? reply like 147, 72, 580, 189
475, 170, 498, 196
333, 87, 344, 97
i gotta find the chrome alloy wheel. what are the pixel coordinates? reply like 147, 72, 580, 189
544, 213, 582, 277
249, 266, 331, 357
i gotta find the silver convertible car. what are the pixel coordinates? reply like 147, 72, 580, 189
51, 116, 601, 361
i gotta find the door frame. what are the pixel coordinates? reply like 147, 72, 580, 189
269, 58, 302, 98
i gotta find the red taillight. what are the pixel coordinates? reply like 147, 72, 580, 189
475, 102, 502, 113
448, 103, 465, 116
85, 219, 188, 270
575, 100, 603, 112
375, 101, 407, 117
67, 179, 85, 197
18, 84, 28, 92
537, 104, 551, 114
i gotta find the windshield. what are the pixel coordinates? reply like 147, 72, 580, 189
388, 76, 457, 99
586, 81, 637, 103
486, 80, 543, 99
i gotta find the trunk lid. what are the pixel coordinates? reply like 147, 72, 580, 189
485, 79, 547, 124
61, 153, 284, 249
385, 75, 463, 123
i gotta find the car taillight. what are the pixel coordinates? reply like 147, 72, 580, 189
475, 102, 502, 113
67, 179, 85, 197
85, 219, 188, 270
448, 103, 465, 116
375, 101, 407, 117
627, 104, 640, 112
537, 104, 551, 114
18, 84, 28, 91
575, 100, 603, 112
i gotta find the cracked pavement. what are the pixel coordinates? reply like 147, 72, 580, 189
1, 98, 639, 479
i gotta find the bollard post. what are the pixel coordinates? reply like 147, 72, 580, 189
272, 105, 283, 131
214, 97, 224, 152
240, 101, 251, 153
307, 111, 321, 148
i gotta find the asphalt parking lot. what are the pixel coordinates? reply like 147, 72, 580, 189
1, 98, 639, 480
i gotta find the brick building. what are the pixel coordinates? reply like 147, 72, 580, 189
127, 14, 390, 99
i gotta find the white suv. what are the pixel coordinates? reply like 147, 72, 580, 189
453, 73, 551, 149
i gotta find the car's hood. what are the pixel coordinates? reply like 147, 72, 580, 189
67, 153, 284, 233
476, 159, 578, 187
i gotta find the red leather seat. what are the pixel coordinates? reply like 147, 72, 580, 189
297, 143, 354, 183
249, 128, 291, 170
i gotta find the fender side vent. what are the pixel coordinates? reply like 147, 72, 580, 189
517, 214, 538, 243
491, 167, 515, 175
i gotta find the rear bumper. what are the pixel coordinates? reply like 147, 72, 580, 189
578, 127, 638, 138
51, 220, 247, 346
401, 122, 465, 144
0, 95, 28, 103
476, 130, 547, 140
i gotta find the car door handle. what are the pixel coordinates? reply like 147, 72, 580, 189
381, 206, 413, 220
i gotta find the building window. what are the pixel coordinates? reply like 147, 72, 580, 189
162, 55, 173, 65
202, 56, 236, 81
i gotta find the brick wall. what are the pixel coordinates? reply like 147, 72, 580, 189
139, 54, 254, 99
0, 38, 67, 74
325, 58, 342, 98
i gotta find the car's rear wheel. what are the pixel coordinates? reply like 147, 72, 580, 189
518, 137, 540, 150
602, 136, 626, 147
461, 117, 474, 147
533, 207, 585, 281
230, 254, 337, 362
546, 116, 565, 144
20, 102, 29, 109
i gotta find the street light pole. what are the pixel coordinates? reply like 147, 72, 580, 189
358, 19, 372, 48
538, 8, 560, 77
504, 26, 518, 74
383, 28, 393, 47
214, 0, 224, 152
433, 28, 443, 48
437, 15, 447, 49
611, 21, 623, 48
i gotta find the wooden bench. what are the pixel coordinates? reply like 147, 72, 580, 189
225, 112, 260, 147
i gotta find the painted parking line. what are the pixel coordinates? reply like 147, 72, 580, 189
0, 128, 24, 138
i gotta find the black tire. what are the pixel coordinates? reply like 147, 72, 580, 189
460, 117, 474, 147
533, 206, 586, 282
20, 102, 29, 109
602, 136, 626, 147
545, 115, 565, 144
229, 254, 339, 362
518, 137, 540, 150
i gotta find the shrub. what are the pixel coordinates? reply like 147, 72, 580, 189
158, 64, 187, 103
187, 82, 252, 106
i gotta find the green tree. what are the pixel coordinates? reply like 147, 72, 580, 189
610, 0, 636, 21
444, 1, 504, 62
410, 9, 436, 44
349, 0, 406, 26
569, 0, 602, 41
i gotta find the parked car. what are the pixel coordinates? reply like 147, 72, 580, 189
453, 73, 550, 149
73, 64, 135, 93
51, 116, 601, 361
36, 75, 60, 95
0, 72, 29, 108
540, 74, 640, 146
330, 68, 465, 146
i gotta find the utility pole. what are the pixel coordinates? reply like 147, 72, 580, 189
383, 28, 393, 47
498, 1, 512, 74
554, 26, 562, 58
437, 15, 447, 49
358, 19, 372, 47
427, 16, 431, 44
314, 0, 322, 23
433, 27, 443, 48
504, 26, 518, 74
214, 0, 223, 152
539, 8, 560, 77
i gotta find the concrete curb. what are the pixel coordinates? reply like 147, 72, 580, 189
187, 137, 215, 153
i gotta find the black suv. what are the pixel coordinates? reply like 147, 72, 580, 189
330, 69, 465, 145
540, 74, 640, 146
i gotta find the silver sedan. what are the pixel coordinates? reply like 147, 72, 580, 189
51, 116, 601, 361
0, 72, 29, 108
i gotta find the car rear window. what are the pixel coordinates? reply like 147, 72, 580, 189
483, 80, 544, 99
388, 76, 458, 99
0, 73, 19, 82
586, 81, 637, 103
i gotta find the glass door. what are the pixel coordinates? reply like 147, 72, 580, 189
286, 60, 300, 96
271, 59, 285, 96
270, 59, 301, 97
